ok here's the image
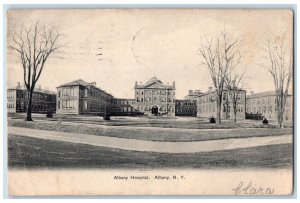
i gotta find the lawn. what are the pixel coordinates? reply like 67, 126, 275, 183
8, 134, 292, 169
9, 113, 292, 129
8, 119, 293, 142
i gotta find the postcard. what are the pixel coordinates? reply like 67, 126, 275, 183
6, 8, 294, 196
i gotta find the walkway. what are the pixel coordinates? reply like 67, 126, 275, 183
8, 127, 292, 154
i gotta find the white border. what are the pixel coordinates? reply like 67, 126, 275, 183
0, 0, 299, 202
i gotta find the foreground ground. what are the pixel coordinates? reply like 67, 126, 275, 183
8, 134, 292, 169
8, 119, 293, 142
8, 113, 294, 129
7, 115, 293, 169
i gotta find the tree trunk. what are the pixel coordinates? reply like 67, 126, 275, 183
233, 101, 237, 122
25, 90, 33, 121
216, 94, 222, 124
279, 111, 284, 129
278, 116, 283, 128
233, 110, 237, 122
276, 106, 284, 128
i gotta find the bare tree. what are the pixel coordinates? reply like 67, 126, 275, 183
225, 69, 246, 122
261, 29, 293, 128
9, 20, 62, 121
199, 30, 241, 124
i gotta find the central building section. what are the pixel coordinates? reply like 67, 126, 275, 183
134, 77, 176, 116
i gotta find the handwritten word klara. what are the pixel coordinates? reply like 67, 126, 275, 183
232, 181, 274, 195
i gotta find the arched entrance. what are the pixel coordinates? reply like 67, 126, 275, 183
151, 105, 158, 115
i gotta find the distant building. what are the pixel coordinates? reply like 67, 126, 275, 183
134, 77, 176, 115
7, 82, 56, 114
196, 87, 246, 119
111, 98, 140, 116
175, 99, 197, 117
184, 89, 203, 100
56, 79, 113, 115
246, 91, 293, 121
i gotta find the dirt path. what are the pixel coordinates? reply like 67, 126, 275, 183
8, 126, 292, 154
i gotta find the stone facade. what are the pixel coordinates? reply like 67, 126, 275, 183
7, 83, 56, 114
175, 99, 197, 117
110, 98, 140, 116
133, 77, 176, 115
246, 91, 293, 121
196, 87, 246, 120
56, 79, 113, 115
184, 89, 203, 100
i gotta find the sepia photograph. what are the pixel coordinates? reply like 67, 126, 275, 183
6, 8, 294, 196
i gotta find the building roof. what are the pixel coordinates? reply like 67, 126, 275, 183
57, 79, 91, 88
7, 85, 56, 95
183, 90, 204, 100
57, 79, 113, 97
145, 77, 163, 86
135, 76, 175, 89
192, 87, 246, 99
247, 91, 292, 99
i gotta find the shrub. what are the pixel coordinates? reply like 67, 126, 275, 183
262, 118, 269, 125
103, 114, 111, 120
209, 117, 216, 123
46, 111, 53, 118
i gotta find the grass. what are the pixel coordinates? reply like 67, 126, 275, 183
8, 119, 293, 142
9, 113, 288, 129
8, 134, 292, 169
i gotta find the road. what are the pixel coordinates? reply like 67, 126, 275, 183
8, 126, 292, 154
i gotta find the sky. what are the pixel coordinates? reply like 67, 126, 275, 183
6, 9, 293, 99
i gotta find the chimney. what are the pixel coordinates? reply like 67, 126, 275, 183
189, 90, 193, 95
173, 81, 175, 87
135, 81, 138, 87
16, 82, 21, 89
250, 91, 254, 95
90, 82, 96, 86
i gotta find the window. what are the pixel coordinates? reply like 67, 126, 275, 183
223, 104, 227, 112
74, 89, 77, 97
84, 101, 88, 110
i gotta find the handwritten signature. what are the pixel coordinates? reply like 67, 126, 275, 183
232, 181, 274, 195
